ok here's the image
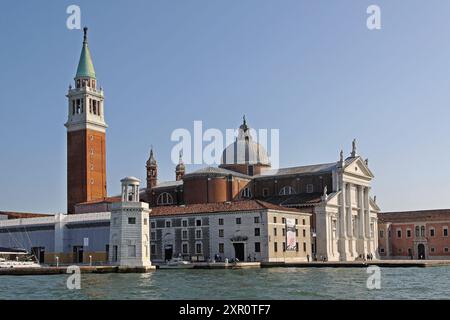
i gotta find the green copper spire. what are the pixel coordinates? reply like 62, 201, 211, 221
76, 27, 96, 79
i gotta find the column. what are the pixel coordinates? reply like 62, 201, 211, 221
357, 186, 363, 237
339, 183, 347, 238
346, 183, 352, 238
365, 187, 371, 238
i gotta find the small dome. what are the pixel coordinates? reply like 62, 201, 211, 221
176, 162, 185, 171
121, 176, 140, 183
221, 117, 270, 166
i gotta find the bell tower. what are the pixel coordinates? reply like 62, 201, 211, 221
65, 27, 107, 214
146, 148, 157, 189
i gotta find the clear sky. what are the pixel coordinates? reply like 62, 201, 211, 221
1, 0, 450, 213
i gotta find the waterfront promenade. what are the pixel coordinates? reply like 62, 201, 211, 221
2, 260, 450, 276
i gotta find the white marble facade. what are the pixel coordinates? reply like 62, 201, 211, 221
315, 151, 380, 261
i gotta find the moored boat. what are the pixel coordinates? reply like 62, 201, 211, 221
0, 247, 41, 269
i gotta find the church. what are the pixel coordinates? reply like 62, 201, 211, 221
0, 28, 380, 264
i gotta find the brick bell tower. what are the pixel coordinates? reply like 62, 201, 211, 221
65, 27, 107, 214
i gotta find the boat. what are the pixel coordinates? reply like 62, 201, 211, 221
158, 257, 194, 269
0, 247, 41, 269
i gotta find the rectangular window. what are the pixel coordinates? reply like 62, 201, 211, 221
254, 216, 260, 224
165, 220, 171, 228
296, 242, 299, 252
295, 219, 298, 225
406, 229, 411, 238
128, 217, 136, 225
255, 228, 260, 236
218, 218, 224, 225
72, 100, 75, 115
182, 220, 188, 227
182, 230, 188, 240
151, 221, 156, 229
282, 217, 286, 224
219, 229, 224, 238
262, 188, 269, 197
430, 228, 435, 237
274, 228, 277, 236
303, 242, 307, 252
196, 229, 202, 239
296, 229, 299, 237
236, 217, 241, 225
282, 242, 286, 252
380, 230, 384, 238
151, 232, 156, 240
255, 242, 261, 253
302, 219, 306, 225
182, 243, 188, 254
219, 243, 224, 253
128, 245, 136, 257
306, 184, 314, 193
196, 219, 202, 227
151, 244, 156, 255
274, 242, 278, 252
397, 229, 402, 238
282, 228, 286, 236
380, 247, 385, 253
444, 227, 449, 237
89, 99, 92, 113
273, 217, 277, 223
303, 229, 306, 237
444, 247, 449, 253
431, 247, 436, 253
196, 243, 202, 254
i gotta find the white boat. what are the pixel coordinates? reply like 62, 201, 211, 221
159, 257, 194, 269
0, 248, 41, 269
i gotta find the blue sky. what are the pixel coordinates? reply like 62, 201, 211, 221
1, 0, 450, 213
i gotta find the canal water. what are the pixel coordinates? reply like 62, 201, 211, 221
1, 267, 449, 299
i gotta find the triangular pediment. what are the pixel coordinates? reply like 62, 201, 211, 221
344, 157, 374, 179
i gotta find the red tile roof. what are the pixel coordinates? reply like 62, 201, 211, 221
75, 196, 121, 206
379, 209, 450, 223
149, 200, 305, 217
0, 211, 52, 220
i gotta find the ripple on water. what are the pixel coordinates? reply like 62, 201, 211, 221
1, 267, 450, 300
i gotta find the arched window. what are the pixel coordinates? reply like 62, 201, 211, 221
415, 226, 420, 237
241, 187, 252, 199
279, 186, 296, 195
420, 226, 425, 237
157, 192, 173, 205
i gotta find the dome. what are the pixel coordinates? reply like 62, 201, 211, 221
176, 162, 185, 171
221, 117, 270, 166
121, 176, 140, 183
